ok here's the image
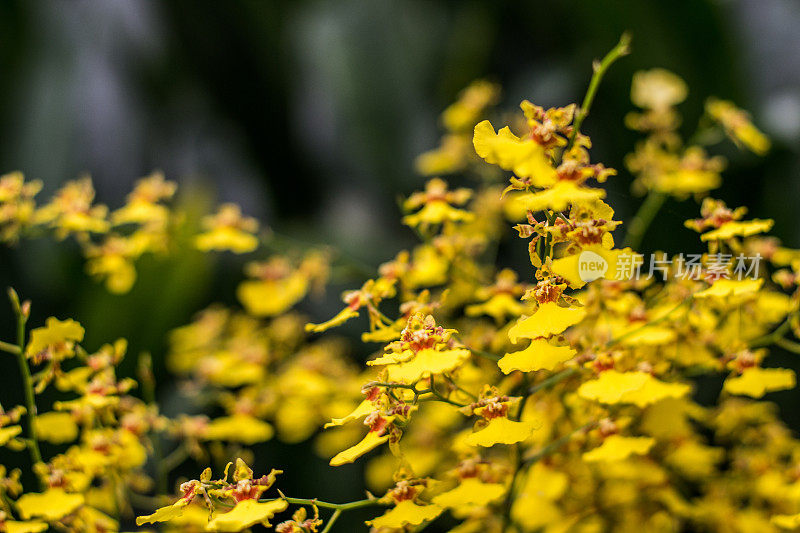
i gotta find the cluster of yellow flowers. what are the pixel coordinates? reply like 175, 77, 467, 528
0, 169, 280, 294
0, 290, 162, 532
2, 36, 800, 532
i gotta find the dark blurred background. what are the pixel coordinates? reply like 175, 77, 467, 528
0, 0, 799, 529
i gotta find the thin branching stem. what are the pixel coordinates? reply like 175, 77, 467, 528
469, 347, 502, 362
523, 421, 597, 466
623, 190, 667, 250
0, 340, 20, 354
528, 367, 579, 394
776, 337, 800, 354
750, 312, 798, 348
368, 382, 417, 391
8, 289, 43, 485
443, 373, 478, 400
320, 508, 342, 533
157, 445, 190, 495
500, 374, 531, 529
367, 381, 467, 407
566, 33, 631, 151
280, 496, 385, 512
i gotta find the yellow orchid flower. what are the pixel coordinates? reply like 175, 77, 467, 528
237, 272, 308, 317
25, 317, 85, 361
379, 347, 471, 383
700, 219, 774, 241
508, 302, 586, 343
136, 497, 193, 526
441, 80, 499, 133
578, 370, 690, 407
654, 169, 721, 196
402, 178, 474, 230
16, 489, 84, 521
330, 415, 395, 466
33, 177, 110, 238
0, 425, 22, 447
772, 513, 800, 530
582, 435, 655, 463
35, 412, 78, 444
694, 278, 763, 299
665, 440, 724, 479
499, 339, 576, 374
366, 500, 442, 529
706, 97, 771, 155
518, 182, 606, 213
415, 134, 471, 176
324, 398, 377, 429
203, 414, 274, 445
431, 477, 505, 509
550, 245, 640, 288
305, 307, 359, 333
465, 417, 535, 447
723, 367, 796, 398
3, 522, 49, 533
194, 203, 259, 253
631, 69, 688, 111
206, 499, 289, 531
473, 120, 557, 187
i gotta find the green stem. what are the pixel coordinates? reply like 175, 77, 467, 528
427, 375, 465, 407
418, 389, 467, 408
321, 508, 342, 533
623, 190, 666, 250
442, 373, 478, 400
138, 352, 156, 406
127, 490, 165, 511
281, 497, 387, 533
775, 337, 800, 354
157, 445, 189, 495
566, 33, 632, 151
0, 340, 20, 354
430, 395, 465, 408
469, 347, 502, 362
11, 299, 43, 478
368, 382, 417, 391
280, 497, 385, 512
514, 375, 531, 423
523, 421, 596, 466
209, 492, 235, 509
528, 367, 579, 394
369, 381, 468, 407
750, 312, 797, 348
501, 374, 531, 529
